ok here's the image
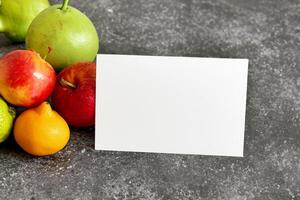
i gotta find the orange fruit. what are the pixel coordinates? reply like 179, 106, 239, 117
14, 102, 70, 156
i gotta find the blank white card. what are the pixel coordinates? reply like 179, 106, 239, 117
96, 54, 248, 157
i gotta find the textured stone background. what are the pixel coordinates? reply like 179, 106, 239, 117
1, 0, 300, 199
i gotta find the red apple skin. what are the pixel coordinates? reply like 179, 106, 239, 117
52, 62, 96, 127
0, 50, 56, 107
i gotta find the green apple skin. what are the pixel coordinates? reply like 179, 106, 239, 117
25, 4, 99, 71
0, 0, 49, 42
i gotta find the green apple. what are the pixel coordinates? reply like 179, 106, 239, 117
25, 0, 99, 71
0, 0, 49, 42
0, 97, 15, 143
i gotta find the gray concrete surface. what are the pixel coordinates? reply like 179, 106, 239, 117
0, 0, 300, 199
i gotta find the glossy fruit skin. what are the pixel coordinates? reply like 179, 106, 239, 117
0, 0, 49, 42
26, 4, 99, 71
0, 97, 15, 143
0, 50, 56, 107
14, 102, 70, 156
52, 62, 95, 127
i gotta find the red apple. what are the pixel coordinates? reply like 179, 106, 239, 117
0, 50, 56, 107
52, 62, 96, 127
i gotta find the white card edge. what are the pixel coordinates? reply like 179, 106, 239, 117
94, 148, 244, 157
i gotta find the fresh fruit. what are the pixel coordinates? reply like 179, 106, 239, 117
0, 0, 49, 42
0, 50, 56, 107
26, 0, 99, 71
0, 97, 15, 143
14, 102, 70, 156
52, 62, 95, 127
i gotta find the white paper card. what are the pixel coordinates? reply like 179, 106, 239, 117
96, 54, 248, 157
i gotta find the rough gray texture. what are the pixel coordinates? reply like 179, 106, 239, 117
0, 0, 300, 199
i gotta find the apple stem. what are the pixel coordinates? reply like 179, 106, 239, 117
61, 0, 70, 11
60, 78, 76, 89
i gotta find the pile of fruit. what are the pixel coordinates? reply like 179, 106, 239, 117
0, 0, 98, 156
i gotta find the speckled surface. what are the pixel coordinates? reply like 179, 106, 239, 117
0, 0, 300, 199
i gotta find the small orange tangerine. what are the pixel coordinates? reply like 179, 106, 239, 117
14, 102, 70, 156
